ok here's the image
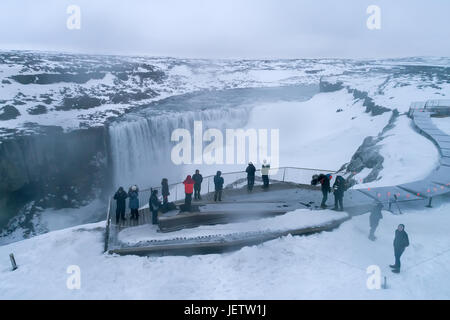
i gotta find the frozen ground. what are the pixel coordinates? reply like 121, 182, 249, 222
1, 202, 450, 299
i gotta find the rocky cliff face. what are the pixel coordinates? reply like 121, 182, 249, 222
0, 127, 110, 228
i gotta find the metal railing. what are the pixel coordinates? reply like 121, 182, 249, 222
103, 166, 342, 251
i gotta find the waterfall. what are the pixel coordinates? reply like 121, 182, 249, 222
108, 106, 252, 190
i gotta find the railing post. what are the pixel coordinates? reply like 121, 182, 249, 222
282, 168, 286, 182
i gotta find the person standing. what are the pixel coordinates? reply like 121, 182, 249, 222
332, 175, 346, 211
149, 189, 161, 225
319, 174, 331, 209
128, 185, 140, 220
368, 202, 383, 241
214, 171, 224, 202
390, 224, 410, 273
192, 170, 203, 201
161, 178, 170, 205
183, 175, 195, 211
113, 187, 128, 224
261, 160, 270, 189
246, 162, 256, 192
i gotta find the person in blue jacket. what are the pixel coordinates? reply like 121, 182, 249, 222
128, 185, 140, 220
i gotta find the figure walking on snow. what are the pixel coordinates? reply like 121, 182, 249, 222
368, 201, 383, 241
390, 224, 410, 273
246, 162, 256, 192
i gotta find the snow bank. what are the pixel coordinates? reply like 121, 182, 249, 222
2, 203, 450, 299
118, 209, 348, 244
355, 115, 439, 189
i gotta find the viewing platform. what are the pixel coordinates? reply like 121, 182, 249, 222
104, 100, 450, 257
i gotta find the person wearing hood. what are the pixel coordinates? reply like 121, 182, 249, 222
318, 174, 331, 209
246, 162, 256, 192
149, 189, 161, 225
369, 201, 383, 241
183, 175, 195, 211
332, 175, 346, 211
261, 160, 270, 189
161, 178, 170, 205
192, 169, 203, 201
128, 185, 140, 220
214, 171, 224, 202
113, 187, 128, 224
390, 224, 410, 273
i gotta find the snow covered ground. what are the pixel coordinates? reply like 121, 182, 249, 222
118, 209, 348, 244
355, 115, 440, 189
181, 89, 392, 178
2, 202, 450, 299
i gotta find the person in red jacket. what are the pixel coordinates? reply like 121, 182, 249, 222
183, 175, 195, 211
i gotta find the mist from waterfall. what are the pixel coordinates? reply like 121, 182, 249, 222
108, 85, 319, 191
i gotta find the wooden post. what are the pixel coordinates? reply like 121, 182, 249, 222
426, 197, 433, 208
383, 276, 387, 289
9, 253, 18, 271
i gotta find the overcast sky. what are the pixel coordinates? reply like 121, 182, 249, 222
0, 0, 449, 59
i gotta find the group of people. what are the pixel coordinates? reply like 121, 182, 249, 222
113, 165, 410, 274
311, 173, 346, 211
311, 173, 410, 273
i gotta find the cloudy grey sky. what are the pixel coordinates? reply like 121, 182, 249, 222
0, 0, 449, 59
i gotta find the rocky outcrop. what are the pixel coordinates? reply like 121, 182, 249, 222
319, 78, 391, 116
0, 105, 21, 120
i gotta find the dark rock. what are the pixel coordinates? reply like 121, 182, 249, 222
57, 95, 103, 111
27, 105, 48, 115
0, 105, 21, 120
319, 79, 344, 92
10, 72, 106, 85
1, 79, 11, 84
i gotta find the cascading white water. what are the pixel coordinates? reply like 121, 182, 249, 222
109, 107, 252, 190
108, 85, 319, 191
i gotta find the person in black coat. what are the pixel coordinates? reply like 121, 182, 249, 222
390, 224, 410, 273
368, 202, 383, 241
332, 175, 346, 211
214, 171, 224, 202
318, 174, 331, 209
149, 189, 161, 225
161, 178, 170, 205
113, 187, 128, 224
246, 162, 256, 192
192, 170, 203, 200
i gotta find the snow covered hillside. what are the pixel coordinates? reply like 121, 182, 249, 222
1, 51, 448, 249
2, 202, 450, 299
